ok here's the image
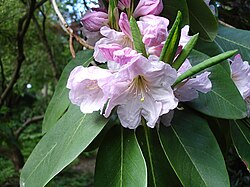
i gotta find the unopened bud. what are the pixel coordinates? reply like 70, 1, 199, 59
118, 0, 131, 10
81, 11, 108, 32
133, 0, 163, 18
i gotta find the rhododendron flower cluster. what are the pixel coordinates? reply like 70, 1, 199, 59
67, 0, 213, 129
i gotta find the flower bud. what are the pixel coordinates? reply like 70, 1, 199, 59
81, 11, 108, 32
133, 0, 163, 18
118, 0, 131, 10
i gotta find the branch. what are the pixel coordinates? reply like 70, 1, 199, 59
50, 0, 94, 50
32, 15, 60, 80
15, 115, 44, 139
0, 0, 36, 107
0, 59, 5, 91
0, 0, 48, 107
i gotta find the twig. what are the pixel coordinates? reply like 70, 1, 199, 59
15, 115, 44, 138
0, 59, 5, 91
69, 35, 76, 58
50, 0, 94, 50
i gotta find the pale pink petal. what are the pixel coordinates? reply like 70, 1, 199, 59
179, 25, 191, 47
138, 15, 169, 47
113, 47, 138, 65
67, 66, 112, 114
98, 43, 123, 62
230, 54, 250, 99
174, 59, 212, 102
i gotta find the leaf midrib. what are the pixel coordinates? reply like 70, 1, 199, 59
171, 126, 208, 187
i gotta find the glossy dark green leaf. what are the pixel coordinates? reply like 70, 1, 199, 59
195, 38, 231, 73
159, 110, 230, 187
42, 50, 93, 133
188, 50, 247, 119
215, 25, 250, 62
136, 126, 181, 187
230, 119, 250, 170
186, 0, 218, 41
95, 126, 147, 187
130, 16, 147, 57
20, 105, 109, 187
162, 0, 189, 26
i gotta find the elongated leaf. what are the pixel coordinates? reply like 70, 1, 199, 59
160, 11, 182, 64
162, 0, 189, 26
188, 50, 247, 119
159, 110, 230, 187
130, 16, 147, 57
230, 119, 250, 170
195, 38, 231, 73
95, 126, 147, 187
173, 50, 237, 87
186, 0, 218, 41
215, 25, 250, 62
173, 33, 199, 70
42, 50, 93, 133
20, 105, 109, 187
136, 126, 181, 187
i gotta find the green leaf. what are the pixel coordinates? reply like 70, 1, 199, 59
215, 25, 250, 62
230, 119, 250, 170
20, 105, 109, 187
162, 0, 189, 26
188, 50, 247, 119
159, 110, 230, 187
159, 11, 182, 64
173, 33, 199, 70
95, 126, 147, 187
186, 0, 218, 41
173, 49, 237, 87
130, 16, 147, 57
136, 126, 181, 187
42, 50, 93, 133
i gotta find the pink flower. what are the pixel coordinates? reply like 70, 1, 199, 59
80, 10, 108, 45
102, 55, 178, 129
137, 15, 169, 47
174, 59, 212, 102
118, 0, 131, 10
230, 54, 250, 116
94, 13, 134, 66
66, 66, 112, 113
133, 0, 163, 18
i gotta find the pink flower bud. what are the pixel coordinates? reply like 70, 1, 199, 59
118, 0, 131, 10
133, 0, 163, 18
80, 11, 108, 32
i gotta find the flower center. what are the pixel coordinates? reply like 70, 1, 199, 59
129, 75, 149, 102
